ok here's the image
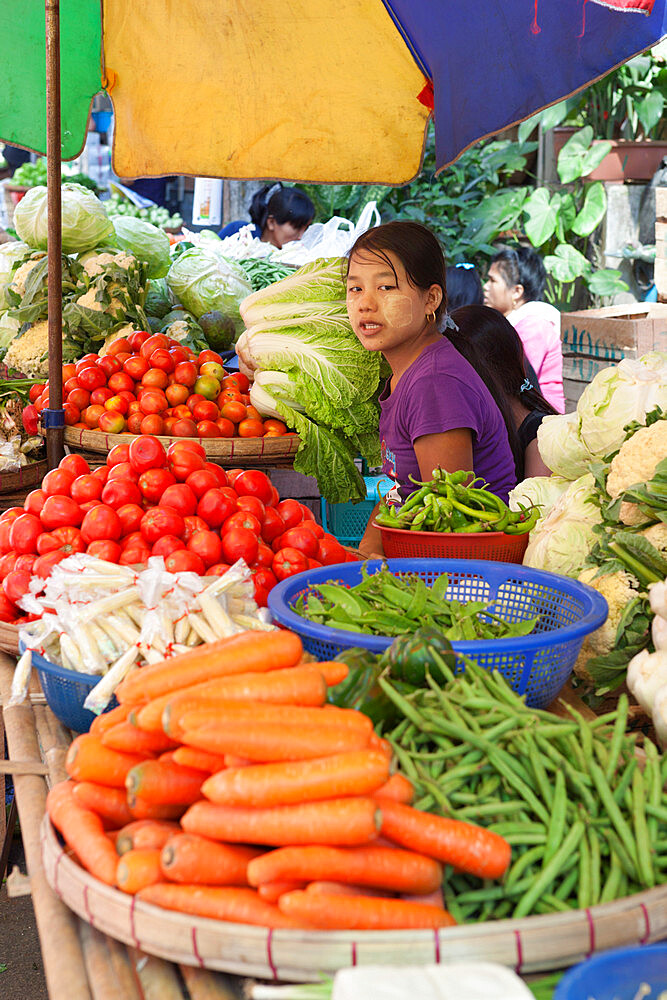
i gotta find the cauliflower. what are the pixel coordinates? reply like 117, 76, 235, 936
76, 287, 104, 311
642, 522, 667, 555
9, 253, 46, 298
3, 319, 49, 377
606, 420, 667, 526
577, 567, 640, 658
81, 251, 134, 277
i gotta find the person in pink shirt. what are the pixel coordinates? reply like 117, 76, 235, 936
483, 246, 565, 413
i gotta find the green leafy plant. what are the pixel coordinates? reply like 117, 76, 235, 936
294, 183, 393, 224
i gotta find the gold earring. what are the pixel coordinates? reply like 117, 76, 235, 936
426, 311, 436, 324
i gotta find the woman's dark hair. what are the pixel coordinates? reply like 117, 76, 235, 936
445, 264, 483, 311
491, 245, 547, 303
448, 304, 556, 480
249, 183, 314, 234
347, 221, 448, 324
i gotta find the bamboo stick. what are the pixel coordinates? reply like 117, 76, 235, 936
180, 965, 243, 1000
129, 949, 186, 1000
79, 922, 143, 1000
0, 652, 92, 1000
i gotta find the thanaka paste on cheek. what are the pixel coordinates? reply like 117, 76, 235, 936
383, 295, 415, 328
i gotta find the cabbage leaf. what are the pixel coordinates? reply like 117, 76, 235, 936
167, 248, 252, 333
111, 217, 171, 279
14, 183, 114, 253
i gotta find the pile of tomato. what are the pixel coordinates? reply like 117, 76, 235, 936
0, 436, 354, 624
25, 330, 290, 440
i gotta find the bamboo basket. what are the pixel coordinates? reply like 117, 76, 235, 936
0, 620, 19, 655
0, 458, 48, 495
59, 427, 300, 468
41, 816, 667, 982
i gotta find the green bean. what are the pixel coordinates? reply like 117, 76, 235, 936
413, 793, 435, 811
604, 693, 629, 782
513, 822, 585, 919
612, 756, 638, 807
603, 829, 637, 882
456, 800, 527, 820
534, 735, 597, 815
632, 767, 655, 889
442, 886, 466, 925
501, 832, 548, 846
577, 831, 591, 909
413, 763, 454, 814
589, 828, 602, 906
455, 873, 535, 904
543, 769, 567, 865
541, 893, 572, 914
390, 741, 420, 782
589, 762, 639, 876
522, 738, 555, 811
553, 865, 580, 902
643, 739, 662, 845
645, 802, 667, 823
504, 845, 544, 889
599, 850, 623, 904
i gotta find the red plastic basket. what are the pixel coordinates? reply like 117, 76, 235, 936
375, 521, 529, 563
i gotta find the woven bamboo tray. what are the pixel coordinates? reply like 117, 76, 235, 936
59, 427, 300, 467
0, 620, 20, 655
41, 816, 667, 982
0, 458, 48, 495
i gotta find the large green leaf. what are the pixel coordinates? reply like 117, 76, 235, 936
517, 99, 574, 143
553, 191, 577, 241
543, 244, 591, 283
571, 182, 607, 238
637, 90, 664, 137
586, 269, 629, 297
580, 140, 613, 178
557, 127, 594, 183
523, 188, 557, 247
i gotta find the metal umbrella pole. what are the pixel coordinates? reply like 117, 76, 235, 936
44, 0, 64, 469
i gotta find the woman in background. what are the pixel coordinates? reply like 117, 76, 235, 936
449, 304, 557, 481
218, 183, 314, 249
445, 262, 483, 311
483, 245, 565, 413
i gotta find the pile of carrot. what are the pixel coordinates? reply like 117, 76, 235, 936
46, 629, 511, 931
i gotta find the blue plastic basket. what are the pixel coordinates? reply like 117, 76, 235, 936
554, 944, 667, 1000
267, 559, 609, 708
20, 641, 118, 734
321, 475, 393, 546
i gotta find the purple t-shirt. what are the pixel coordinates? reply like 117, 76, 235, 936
379, 338, 517, 501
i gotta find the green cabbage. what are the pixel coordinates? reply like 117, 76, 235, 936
145, 278, 172, 318
0, 311, 21, 354
523, 473, 602, 577
537, 410, 595, 479
14, 183, 114, 253
166, 248, 252, 331
508, 475, 571, 528
0, 242, 31, 310
111, 217, 171, 279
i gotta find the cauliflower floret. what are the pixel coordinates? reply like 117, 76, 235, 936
606, 420, 667, 526
9, 254, 46, 298
77, 287, 104, 311
3, 319, 49, 377
577, 567, 640, 657
81, 251, 134, 278
640, 522, 667, 555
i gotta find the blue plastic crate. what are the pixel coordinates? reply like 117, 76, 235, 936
267, 558, 609, 708
19, 641, 118, 733
321, 475, 393, 546
554, 944, 667, 1000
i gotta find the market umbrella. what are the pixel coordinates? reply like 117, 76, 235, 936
0, 0, 665, 464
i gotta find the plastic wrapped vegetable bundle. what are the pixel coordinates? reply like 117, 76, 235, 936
237, 257, 382, 504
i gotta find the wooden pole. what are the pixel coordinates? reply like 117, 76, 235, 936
45, 0, 64, 468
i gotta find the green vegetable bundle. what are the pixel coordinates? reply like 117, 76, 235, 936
295, 564, 539, 640
375, 468, 539, 535
380, 653, 666, 922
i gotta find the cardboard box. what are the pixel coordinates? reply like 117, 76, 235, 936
560, 303, 667, 409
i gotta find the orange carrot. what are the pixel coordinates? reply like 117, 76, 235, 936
316, 661, 349, 686
116, 630, 303, 704
175, 701, 373, 741
89, 702, 131, 737
71, 781, 134, 828
116, 848, 163, 894
182, 721, 369, 763
223, 754, 253, 768
279, 890, 455, 929
138, 664, 328, 733
46, 781, 118, 886
172, 747, 227, 774
182, 797, 380, 847
137, 884, 301, 928
160, 834, 261, 885
376, 799, 511, 880
373, 773, 415, 804
201, 750, 389, 808
157, 749, 180, 765
101, 721, 176, 756
126, 759, 206, 805
367, 732, 393, 759
127, 794, 186, 822
257, 880, 305, 903
65, 734, 148, 789
247, 844, 442, 894
116, 819, 181, 856
305, 881, 391, 898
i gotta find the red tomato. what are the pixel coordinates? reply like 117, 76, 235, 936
269, 485, 280, 508
91, 465, 110, 485
261, 507, 286, 545
40, 496, 83, 531
198, 349, 225, 367
66, 387, 91, 411
254, 541, 275, 568
0, 552, 18, 578
215, 417, 235, 438
192, 399, 219, 422
81, 504, 122, 544
204, 462, 228, 487
128, 435, 167, 474
36, 526, 85, 556
187, 530, 223, 568
3, 569, 31, 605
70, 474, 103, 505
159, 483, 198, 517
276, 498, 304, 531
24, 489, 47, 517
298, 520, 325, 539
185, 393, 206, 415
220, 526, 258, 565
220, 401, 246, 424
32, 550, 67, 578
238, 418, 265, 438
197, 488, 238, 529
97, 355, 122, 379
63, 402, 80, 426
42, 468, 75, 498
0, 591, 18, 621
223, 371, 250, 393
235, 470, 273, 506
151, 535, 185, 559
222, 511, 262, 536
164, 549, 206, 575
14, 553, 36, 575
29, 383, 46, 403
119, 543, 151, 566
79, 500, 102, 515
300, 504, 316, 522
138, 467, 176, 503
142, 367, 170, 390
127, 413, 144, 434
59, 453, 90, 478
0, 512, 20, 551
140, 388, 169, 415
77, 366, 107, 392
139, 333, 169, 359
107, 337, 132, 357
171, 417, 197, 438
149, 348, 175, 374
116, 503, 145, 537
168, 440, 207, 462
205, 562, 231, 577
9, 513, 42, 554
105, 394, 130, 416
107, 443, 131, 467
307, 557, 323, 569
185, 469, 221, 500
272, 546, 309, 581
169, 346, 189, 365
237, 495, 266, 523
165, 383, 190, 407
174, 361, 198, 388
98, 410, 126, 434
278, 526, 320, 559
90, 386, 115, 406
127, 330, 150, 352
182, 515, 209, 543
317, 535, 348, 566
140, 414, 164, 436
0, 507, 26, 521
196, 420, 222, 439
101, 479, 143, 509
123, 355, 150, 381
107, 461, 140, 484
85, 539, 121, 562
169, 450, 206, 482
251, 566, 277, 606
82, 404, 104, 428
140, 506, 185, 545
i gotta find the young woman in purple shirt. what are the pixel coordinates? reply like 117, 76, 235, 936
345, 221, 516, 558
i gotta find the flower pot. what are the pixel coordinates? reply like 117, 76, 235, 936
552, 128, 667, 182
